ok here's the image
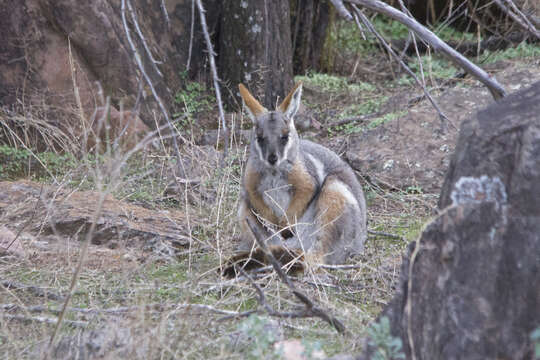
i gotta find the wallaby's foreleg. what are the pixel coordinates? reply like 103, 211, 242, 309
280, 160, 316, 231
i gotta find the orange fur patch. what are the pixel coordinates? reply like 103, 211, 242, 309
244, 163, 280, 225
281, 159, 315, 227
239, 84, 266, 116
315, 178, 347, 258
278, 82, 302, 113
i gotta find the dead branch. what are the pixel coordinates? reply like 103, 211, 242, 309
245, 217, 346, 333
3, 314, 88, 328
195, 0, 230, 161
160, 0, 170, 29
330, 0, 354, 21
353, 6, 453, 131
1, 281, 64, 301
1, 302, 252, 318
493, 0, 540, 40
344, 0, 507, 101
186, 0, 195, 71
368, 229, 405, 241
121, 0, 188, 181
126, 0, 164, 77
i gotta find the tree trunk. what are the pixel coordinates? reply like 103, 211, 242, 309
219, 0, 294, 109
291, 0, 332, 74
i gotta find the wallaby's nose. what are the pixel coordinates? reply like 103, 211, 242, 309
268, 153, 278, 165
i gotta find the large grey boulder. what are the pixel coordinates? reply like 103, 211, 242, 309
363, 81, 540, 359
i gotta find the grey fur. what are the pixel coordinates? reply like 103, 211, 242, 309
239, 87, 367, 265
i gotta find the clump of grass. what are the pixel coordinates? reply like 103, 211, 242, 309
481, 42, 540, 63
367, 111, 407, 130
295, 73, 375, 94
0, 145, 77, 181
397, 55, 457, 86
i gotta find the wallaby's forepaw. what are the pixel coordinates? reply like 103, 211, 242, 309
222, 246, 305, 278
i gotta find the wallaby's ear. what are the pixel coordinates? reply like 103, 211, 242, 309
238, 84, 267, 122
278, 82, 302, 120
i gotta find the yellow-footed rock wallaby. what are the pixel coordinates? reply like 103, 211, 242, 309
226, 82, 367, 276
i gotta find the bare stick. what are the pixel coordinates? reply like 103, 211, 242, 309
195, 0, 229, 161
121, 0, 187, 179
245, 217, 346, 333
346, 0, 507, 101
160, 0, 170, 29
353, 6, 453, 130
3, 314, 87, 328
46, 187, 108, 350
186, 0, 195, 71
126, 0, 164, 77
1, 281, 63, 302
368, 229, 405, 241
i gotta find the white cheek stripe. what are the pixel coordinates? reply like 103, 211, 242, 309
277, 120, 296, 166
254, 139, 265, 162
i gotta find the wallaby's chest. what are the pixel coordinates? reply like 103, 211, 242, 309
257, 172, 292, 217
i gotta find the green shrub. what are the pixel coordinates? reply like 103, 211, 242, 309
367, 316, 405, 360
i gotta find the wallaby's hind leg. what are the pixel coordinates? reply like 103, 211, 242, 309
309, 176, 364, 265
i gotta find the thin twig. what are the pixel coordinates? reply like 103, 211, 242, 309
317, 264, 366, 270
3, 314, 87, 328
126, 0, 163, 77
121, 0, 187, 180
368, 230, 405, 241
160, 0, 170, 29
405, 238, 421, 360
245, 217, 346, 333
195, 0, 229, 161
46, 187, 109, 351
186, 0, 195, 71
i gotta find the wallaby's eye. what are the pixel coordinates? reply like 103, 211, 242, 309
281, 134, 289, 144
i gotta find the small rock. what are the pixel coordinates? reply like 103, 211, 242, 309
274, 339, 325, 360
0, 226, 24, 257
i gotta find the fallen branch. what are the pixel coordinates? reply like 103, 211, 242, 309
1, 302, 253, 318
3, 314, 87, 328
332, 0, 507, 101
1, 281, 64, 301
494, 0, 540, 40
368, 230, 405, 241
245, 217, 346, 333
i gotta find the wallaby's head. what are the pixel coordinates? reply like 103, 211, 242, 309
239, 82, 303, 168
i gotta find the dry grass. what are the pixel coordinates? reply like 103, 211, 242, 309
0, 45, 435, 359
0, 122, 433, 358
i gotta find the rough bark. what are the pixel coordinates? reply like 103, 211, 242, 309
219, 0, 294, 109
291, 0, 332, 74
367, 81, 540, 360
